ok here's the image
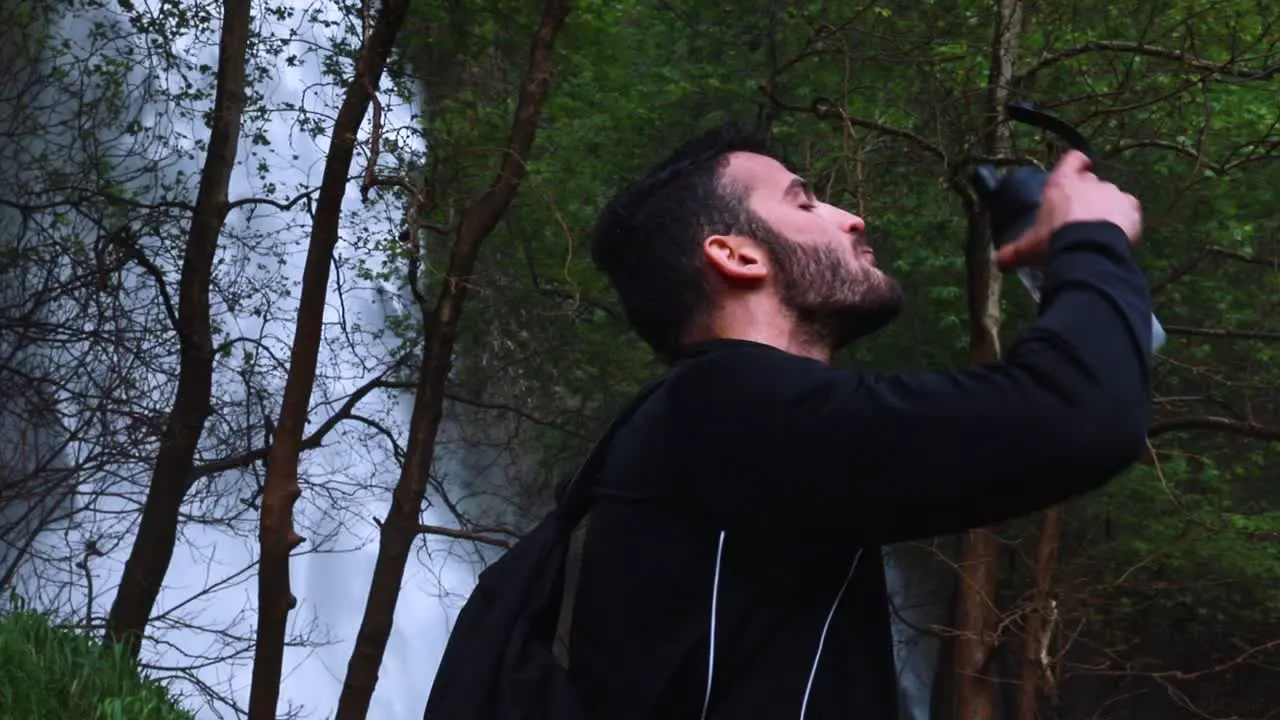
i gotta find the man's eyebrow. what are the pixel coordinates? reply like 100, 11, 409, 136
785, 177, 814, 200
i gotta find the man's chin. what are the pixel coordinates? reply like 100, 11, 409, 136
796, 292, 904, 351
833, 299, 903, 347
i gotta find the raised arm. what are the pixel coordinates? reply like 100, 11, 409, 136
672, 217, 1150, 543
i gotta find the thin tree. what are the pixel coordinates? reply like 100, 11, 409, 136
950, 2, 1022, 717
247, 0, 418, 716
105, 0, 253, 660
332, 0, 572, 716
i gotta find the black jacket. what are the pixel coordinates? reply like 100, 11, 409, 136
566, 221, 1153, 718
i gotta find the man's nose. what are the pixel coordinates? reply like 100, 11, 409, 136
839, 211, 866, 234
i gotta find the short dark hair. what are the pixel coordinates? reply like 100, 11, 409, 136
589, 123, 781, 363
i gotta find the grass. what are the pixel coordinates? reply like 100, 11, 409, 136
0, 596, 195, 720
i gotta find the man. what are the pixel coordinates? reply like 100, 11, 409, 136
568, 124, 1152, 718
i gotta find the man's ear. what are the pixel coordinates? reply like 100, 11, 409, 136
702, 235, 769, 281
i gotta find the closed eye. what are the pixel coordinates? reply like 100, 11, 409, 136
786, 177, 818, 208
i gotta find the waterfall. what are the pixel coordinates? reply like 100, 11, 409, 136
886, 543, 957, 719
0, 0, 491, 716
0, 0, 150, 610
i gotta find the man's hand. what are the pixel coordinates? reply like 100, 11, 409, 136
994, 150, 1143, 272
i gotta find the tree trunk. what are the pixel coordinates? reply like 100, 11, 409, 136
953, 1, 1023, 718
104, 0, 252, 661
246, 1, 415, 717
332, 0, 571, 717
1017, 505, 1064, 720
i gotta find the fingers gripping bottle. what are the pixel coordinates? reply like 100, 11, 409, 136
969, 102, 1167, 354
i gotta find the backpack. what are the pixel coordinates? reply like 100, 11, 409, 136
422, 369, 679, 720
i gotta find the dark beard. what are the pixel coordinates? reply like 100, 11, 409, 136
762, 234, 904, 352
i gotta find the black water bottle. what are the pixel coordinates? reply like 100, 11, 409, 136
969, 103, 1166, 353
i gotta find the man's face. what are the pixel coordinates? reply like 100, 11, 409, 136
722, 152, 903, 350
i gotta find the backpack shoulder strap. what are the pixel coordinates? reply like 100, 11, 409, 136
551, 363, 689, 667
553, 366, 681, 524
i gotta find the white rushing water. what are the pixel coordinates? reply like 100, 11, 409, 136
1, 0, 489, 717
1, 1, 948, 718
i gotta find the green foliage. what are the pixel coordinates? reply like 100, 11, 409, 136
0, 598, 195, 720
1072, 460, 1280, 623
379, 0, 1280, 709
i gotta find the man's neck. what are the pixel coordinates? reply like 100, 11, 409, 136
684, 326, 832, 364
683, 295, 834, 363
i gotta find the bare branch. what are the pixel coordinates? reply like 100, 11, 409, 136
1150, 416, 1280, 442
415, 523, 514, 549
1015, 41, 1280, 84
1200, 245, 1280, 269
1105, 138, 1280, 174
1152, 244, 1280, 294
225, 187, 320, 214
1163, 325, 1280, 341
756, 83, 948, 162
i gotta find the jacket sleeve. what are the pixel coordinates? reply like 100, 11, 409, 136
673, 221, 1154, 544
